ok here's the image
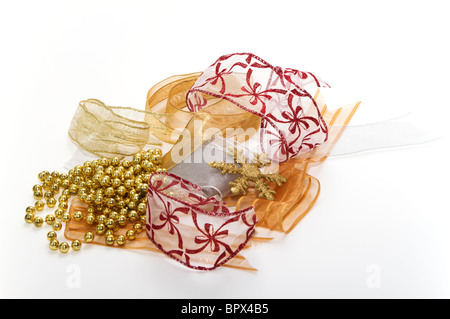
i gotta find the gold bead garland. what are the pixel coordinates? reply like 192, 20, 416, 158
24, 149, 164, 253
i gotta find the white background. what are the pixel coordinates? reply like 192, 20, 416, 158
1, 0, 449, 299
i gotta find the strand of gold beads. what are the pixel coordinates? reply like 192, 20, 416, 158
24, 149, 164, 253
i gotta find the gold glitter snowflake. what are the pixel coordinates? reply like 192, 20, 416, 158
208, 147, 287, 201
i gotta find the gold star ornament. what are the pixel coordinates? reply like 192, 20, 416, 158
208, 147, 287, 201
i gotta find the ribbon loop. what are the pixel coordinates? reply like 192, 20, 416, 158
186, 52, 329, 162
146, 172, 257, 270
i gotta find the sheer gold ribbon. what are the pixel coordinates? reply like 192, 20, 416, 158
69, 73, 261, 167
65, 72, 360, 270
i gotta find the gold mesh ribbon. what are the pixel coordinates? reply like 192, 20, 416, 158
65, 72, 360, 270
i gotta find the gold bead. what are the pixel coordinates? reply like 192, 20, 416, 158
73, 211, 83, 221
61, 212, 71, 223
137, 202, 146, 213
124, 170, 133, 179
131, 194, 140, 204
105, 218, 115, 229
105, 235, 115, 246
106, 198, 115, 207
71, 240, 82, 251
112, 178, 121, 188
142, 160, 154, 172
83, 161, 92, 167
104, 166, 113, 175
84, 231, 94, 243
46, 197, 56, 208
44, 191, 54, 200
44, 175, 53, 184
133, 164, 142, 173
45, 214, 55, 225
24, 213, 35, 223
58, 201, 68, 210
97, 214, 107, 224
105, 187, 115, 196
133, 223, 143, 233
154, 149, 162, 156
54, 208, 64, 219
96, 223, 106, 234
32, 184, 42, 192
69, 184, 78, 195
117, 200, 126, 208
122, 160, 131, 168
132, 153, 141, 164
33, 216, 43, 227
137, 183, 148, 193
128, 201, 137, 210
109, 211, 118, 220
150, 155, 161, 164
94, 195, 103, 205
47, 231, 57, 241
73, 165, 82, 175
61, 179, 70, 189
111, 157, 120, 166
100, 175, 110, 187
82, 166, 93, 176
117, 214, 127, 226
128, 210, 138, 221
25, 206, 36, 214
85, 213, 95, 224
34, 200, 45, 211
117, 185, 127, 196
77, 186, 86, 196
92, 173, 101, 183
141, 150, 150, 160
111, 169, 121, 179
85, 194, 93, 203
38, 171, 49, 182
126, 229, 136, 240
59, 242, 70, 253
105, 229, 114, 237
50, 183, 60, 193
100, 157, 109, 167
52, 221, 62, 231
116, 235, 126, 246
49, 239, 59, 250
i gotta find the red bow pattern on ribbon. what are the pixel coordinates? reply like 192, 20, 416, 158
146, 172, 257, 270
186, 53, 330, 162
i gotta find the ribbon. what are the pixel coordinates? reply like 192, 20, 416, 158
65, 89, 359, 269
146, 172, 257, 270
64, 53, 361, 270
227, 93, 361, 233
186, 52, 329, 162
